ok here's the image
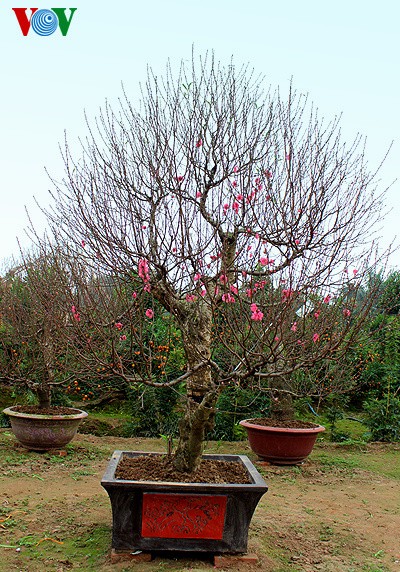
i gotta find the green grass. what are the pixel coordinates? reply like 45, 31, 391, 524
312, 443, 400, 480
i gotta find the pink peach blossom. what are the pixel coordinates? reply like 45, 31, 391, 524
145, 309, 154, 319
251, 310, 264, 321
222, 293, 235, 303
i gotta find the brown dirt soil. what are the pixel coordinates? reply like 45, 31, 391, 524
115, 455, 251, 483
246, 418, 320, 429
0, 430, 399, 572
10, 406, 84, 416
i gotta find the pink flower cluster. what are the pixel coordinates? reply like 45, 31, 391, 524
138, 258, 150, 282
222, 293, 235, 303
282, 288, 294, 301
250, 303, 264, 321
71, 305, 80, 322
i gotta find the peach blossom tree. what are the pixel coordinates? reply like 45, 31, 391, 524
42, 54, 387, 472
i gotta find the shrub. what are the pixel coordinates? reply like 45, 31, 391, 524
363, 394, 400, 442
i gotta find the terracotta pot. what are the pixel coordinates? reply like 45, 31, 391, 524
2, 406, 88, 451
101, 451, 268, 554
240, 419, 325, 465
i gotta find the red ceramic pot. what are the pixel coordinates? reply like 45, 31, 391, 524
240, 418, 325, 465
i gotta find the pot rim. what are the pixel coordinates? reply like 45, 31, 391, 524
239, 418, 325, 433
101, 450, 268, 491
2, 406, 88, 421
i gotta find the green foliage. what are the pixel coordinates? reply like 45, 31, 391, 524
363, 392, 400, 442
377, 271, 400, 315
209, 385, 270, 441
122, 383, 182, 438
324, 394, 351, 442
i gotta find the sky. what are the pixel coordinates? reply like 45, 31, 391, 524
0, 0, 399, 269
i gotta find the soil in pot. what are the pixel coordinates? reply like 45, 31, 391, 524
246, 418, 319, 429
11, 405, 83, 415
115, 455, 252, 484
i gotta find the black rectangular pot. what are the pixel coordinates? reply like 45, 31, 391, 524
101, 451, 268, 554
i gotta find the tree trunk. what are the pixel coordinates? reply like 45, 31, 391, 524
269, 376, 295, 421
38, 329, 55, 409
172, 304, 217, 474
37, 386, 51, 409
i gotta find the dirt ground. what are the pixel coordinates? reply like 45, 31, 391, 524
0, 430, 399, 572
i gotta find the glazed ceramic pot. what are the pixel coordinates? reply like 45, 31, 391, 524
240, 418, 325, 465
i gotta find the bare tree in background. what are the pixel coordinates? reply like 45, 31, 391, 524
42, 53, 389, 473
0, 248, 76, 408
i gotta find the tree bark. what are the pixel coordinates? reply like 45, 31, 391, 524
172, 303, 217, 474
269, 376, 295, 420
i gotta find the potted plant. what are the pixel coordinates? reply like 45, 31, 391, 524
0, 248, 88, 450
40, 52, 387, 554
239, 418, 325, 465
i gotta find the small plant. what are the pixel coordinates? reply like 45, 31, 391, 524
325, 394, 351, 442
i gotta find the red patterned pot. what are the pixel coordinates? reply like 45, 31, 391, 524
101, 451, 268, 554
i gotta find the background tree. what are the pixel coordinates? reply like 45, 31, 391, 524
42, 53, 388, 472
0, 248, 75, 408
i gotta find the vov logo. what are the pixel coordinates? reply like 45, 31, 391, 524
13, 8, 77, 36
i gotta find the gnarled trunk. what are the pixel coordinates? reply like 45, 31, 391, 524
172, 304, 217, 474
269, 376, 295, 421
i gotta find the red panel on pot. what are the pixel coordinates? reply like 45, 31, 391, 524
141, 493, 227, 539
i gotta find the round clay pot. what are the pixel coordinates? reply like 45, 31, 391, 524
2, 406, 88, 451
239, 418, 325, 465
